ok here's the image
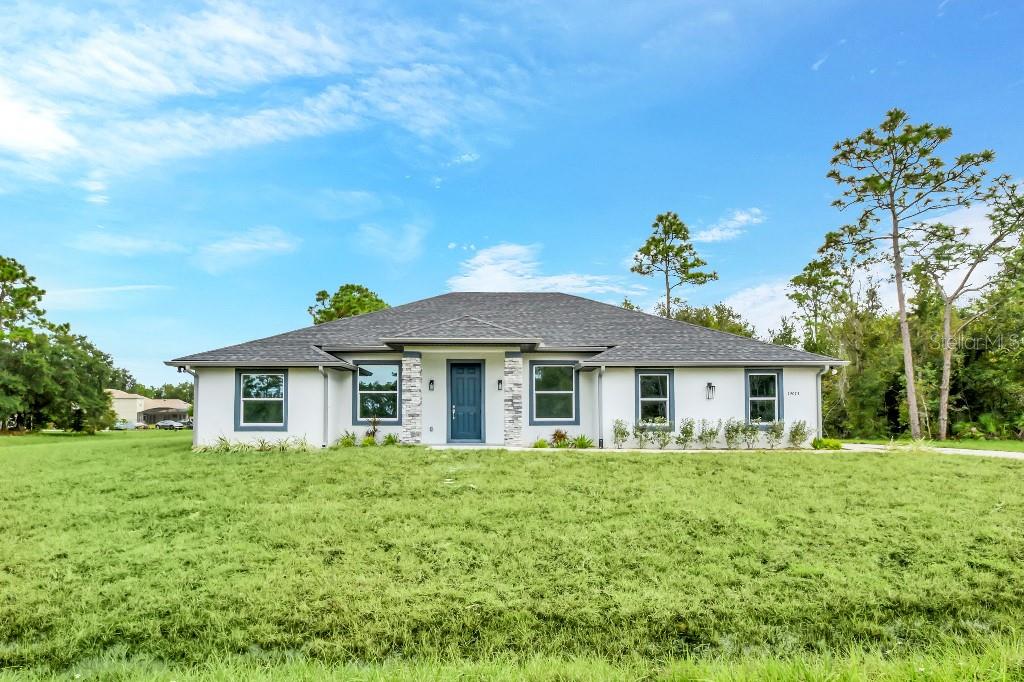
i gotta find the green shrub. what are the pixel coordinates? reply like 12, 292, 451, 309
532, 438, 550, 448
337, 431, 357, 447
697, 419, 721, 449
571, 434, 594, 449
789, 420, 810, 448
382, 433, 400, 446
812, 437, 843, 450
553, 438, 573, 449
632, 422, 651, 449
723, 418, 743, 450
765, 421, 785, 449
612, 419, 630, 448
550, 429, 570, 447
741, 423, 760, 449
361, 434, 377, 447
675, 418, 695, 449
652, 421, 673, 449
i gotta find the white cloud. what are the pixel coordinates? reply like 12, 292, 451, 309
44, 284, 171, 311
811, 55, 828, 71
0, 77, 78, 159
0, 3, 523, 181
448, 151, 480, 166
693, 207, 765, 242
447, 243, 644, 295
197, 226, 300, 274
721, 280, 795, 338
70, 231, 187, 256
356, 222, 426, 264
313, 189, 382, 220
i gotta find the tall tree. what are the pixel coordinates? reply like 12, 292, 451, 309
828, 109, 994, 438
907, 177, 1024, 439
631, 212, 717, 318
308, 284, 389, 324
657, 300, 756, 338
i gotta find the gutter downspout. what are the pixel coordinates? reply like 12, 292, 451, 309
318, 366, 328, 448
815, 364, 830, 439
179, 365, 198, 449
598, 366, 605, 448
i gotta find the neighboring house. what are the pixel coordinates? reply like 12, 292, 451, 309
167, 292, 845, 448
105, 390, 191, 425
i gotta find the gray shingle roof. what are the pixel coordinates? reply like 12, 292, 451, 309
168, 292, 844, 366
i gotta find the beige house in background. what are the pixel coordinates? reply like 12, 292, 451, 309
106, 389, 190, 425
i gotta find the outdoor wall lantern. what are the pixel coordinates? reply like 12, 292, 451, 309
428, 379, 435, 391
705, 382, 716, 400
497, 379, 504, 391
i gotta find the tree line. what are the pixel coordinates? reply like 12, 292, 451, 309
626, 109, 1024, 441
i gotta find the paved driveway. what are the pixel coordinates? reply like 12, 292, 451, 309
843, 442, 1024, 461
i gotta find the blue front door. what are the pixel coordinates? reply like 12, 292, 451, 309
449, 362, 483, 441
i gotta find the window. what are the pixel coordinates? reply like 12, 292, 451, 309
635, 369, 674, 427
531, 362, 577, 424
237, 371, 286, 429
747, 370, 782, 424
356, 362, 400, 422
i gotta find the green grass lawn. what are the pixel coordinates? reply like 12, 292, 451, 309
1, 431, 1023, 680
842, 437, 1024, 453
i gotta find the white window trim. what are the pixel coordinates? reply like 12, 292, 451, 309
637, 372, 671, 424
356, 363, 401, 422
747, 372, 779, 423
532, 364, 576, 422
239, 372, 286, 427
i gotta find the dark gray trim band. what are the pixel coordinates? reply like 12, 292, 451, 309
234, 368, 288, 432
528, 360, 580, 426
402, 351, 422, 358
504, 351, 523, 358
352, 360, 403, 426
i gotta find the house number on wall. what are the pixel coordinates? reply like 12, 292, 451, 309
787, 391, 800, 396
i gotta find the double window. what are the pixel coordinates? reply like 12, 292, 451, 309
356, 362, 400, 422
747, 369, 782, 424
237, 370, 287, 430
636, 369, 673, 427
531, 362, 578, 424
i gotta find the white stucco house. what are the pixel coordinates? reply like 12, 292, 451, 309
167, 292, 845, 449
106, 389, 191, 425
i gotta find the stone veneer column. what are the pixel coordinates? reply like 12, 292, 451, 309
503, 352, 524, 446
400, 352, 423, 443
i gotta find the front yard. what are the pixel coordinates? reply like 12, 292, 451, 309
1, 431, 1023, 680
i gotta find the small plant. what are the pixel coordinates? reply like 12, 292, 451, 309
675, 418, 695, 449
632, 422, 651, 449
365, 416, 380, 439
812, 437, 843, 450
532, 438, 549, 448
650, 417, 672, 449
571, 434, 594, 449
361, 433, 377, 447
697, 419, 721, 449
382, 433, 400, 446
550, 429, 570, 447
337, 431, 357, 447
254, 438, 273, 452
553, 436, 573, 449
765, 421, 785, 449
612, 419, 630, 449
723, 418, 743, 450
788, 420, 810, 448
741, 423, 760, 449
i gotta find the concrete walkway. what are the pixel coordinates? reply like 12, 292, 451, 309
842, 442, 1024, 461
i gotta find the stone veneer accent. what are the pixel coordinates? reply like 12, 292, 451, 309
503, 352, 524, 446
400, 352, 422, 443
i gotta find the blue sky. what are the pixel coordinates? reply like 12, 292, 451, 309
2, 0, 1022, 385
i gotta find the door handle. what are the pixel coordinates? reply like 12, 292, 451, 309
451, 405, 456, 419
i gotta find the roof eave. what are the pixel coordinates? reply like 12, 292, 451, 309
165, 359, 357, 370
379, 337, 544, 346
579, 359, 849, 367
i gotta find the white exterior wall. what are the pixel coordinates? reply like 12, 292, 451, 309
111, 397, 144, 423
194, 357, 825, 448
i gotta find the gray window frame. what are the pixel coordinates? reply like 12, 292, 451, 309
635, 368, 674, 430
234, 368, 288, 432
352, 360, 402, 426
745, 368, 784, 426
528, 360, 580, 426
